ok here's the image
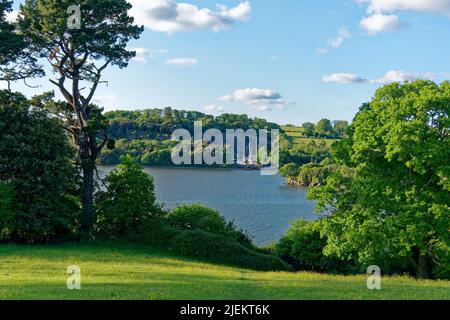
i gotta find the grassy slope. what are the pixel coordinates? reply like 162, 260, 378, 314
281, 126, 336, 148
0, 245, 448, 300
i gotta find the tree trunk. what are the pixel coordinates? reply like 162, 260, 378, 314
417, 253, 429, 279
80, 161, 95, 241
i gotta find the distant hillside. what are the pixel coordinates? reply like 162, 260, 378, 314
100, 109, 345, 168
105, 108, 280, 141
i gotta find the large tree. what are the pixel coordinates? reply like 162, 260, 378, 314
0, 0, 42, 86
309, 81, 450, 279
18, 0, 143, 239
315, 119, 333, 137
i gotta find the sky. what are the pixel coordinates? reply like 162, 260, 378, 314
6, 0, 450, 125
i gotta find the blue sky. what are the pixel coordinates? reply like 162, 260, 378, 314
7, 0, 450, 124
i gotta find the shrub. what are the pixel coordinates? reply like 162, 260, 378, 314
279, 163, 301, 178
0, 90, 79, 243
277, 220, 357, 273
296, 162, 337, 187
166, 204, 252, 247
95, 155, 162, 240
173, 230, 289, 271
126, 216, 179, 249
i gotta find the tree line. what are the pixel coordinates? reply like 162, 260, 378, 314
301, 119, 349, 139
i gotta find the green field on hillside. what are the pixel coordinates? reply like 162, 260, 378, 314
282, 125, 337, 148
0, 245, 448, 300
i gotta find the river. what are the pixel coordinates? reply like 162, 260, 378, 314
98, 167, 318, 245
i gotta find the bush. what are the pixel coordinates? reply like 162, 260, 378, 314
279, 163, 301, 178
173, 230, 289, 271
126, 216, 179, 249
277, 220, 357, 273
166, 204, 252, 247
0, 90, 79, 243
296, 162, 337, 187
95, 155, 162, 240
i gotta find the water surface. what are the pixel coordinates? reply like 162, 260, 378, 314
99, 167, 317, 245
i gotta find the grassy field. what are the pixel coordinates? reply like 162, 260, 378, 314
0, 244, 448, 300
282, 125, 337, 148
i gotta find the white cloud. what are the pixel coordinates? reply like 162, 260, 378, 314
131, 48, 167, 63
166, 57, 198, 66
323, 73, 367, 84
93, 95, 117, 106
318, 27, 351, 54
358, 0, 450, 15
323, 70, 436, 84
220, 88, 293, 111
328, 28, 352, 48
360, 13, 405, 34
371, 70, 435, 84
317, 48, 329, 55
357, 0, 450, 34
128, 0, 251, 33
204, 105, 226, 113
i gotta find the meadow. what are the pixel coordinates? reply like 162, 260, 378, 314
282, 126, 337, 147
0, 244, 448, 300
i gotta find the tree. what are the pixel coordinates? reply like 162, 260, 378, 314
19, 0, 143, 240
276, 220, 355, 273
0, 90, 79, 243
0, 0, 42, 86
309, 81, 450, 279
302, 122, 315, 137
95, 155, 160, 239
315, 119, 333, 137
333, 120, 349, 138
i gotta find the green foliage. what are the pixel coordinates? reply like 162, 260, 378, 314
126, 216, 179, 249
279, 163, 301, 178
302, 122, 315, 137
95, 155, 161, 239
316, 119, 333, 137
166, 204, 252, 247
0, 90, 79, 243
19, 0, 144, 240
19, 0, 143, 69
0, 0, 43, 82
308, 80, 450, 279
0, 182, 14, 240
277, 220, 357, 273
173, 230, 289, 271
106, 108, 280, 142
296, 161, 338, 187
333, 120, 350, 137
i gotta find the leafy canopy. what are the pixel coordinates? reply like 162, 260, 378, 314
95, 155, 160, 239
309, 80, 450, 279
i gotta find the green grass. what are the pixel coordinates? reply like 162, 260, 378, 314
282, 126, 337, 148
0, 244, 448, 300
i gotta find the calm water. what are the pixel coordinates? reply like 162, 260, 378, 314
98, 167, 317, 245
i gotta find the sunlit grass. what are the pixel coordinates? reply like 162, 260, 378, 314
282, 126, 337, 148
0, 244, 448, 300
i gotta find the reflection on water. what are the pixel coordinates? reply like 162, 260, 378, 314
98, 167, 318, 245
